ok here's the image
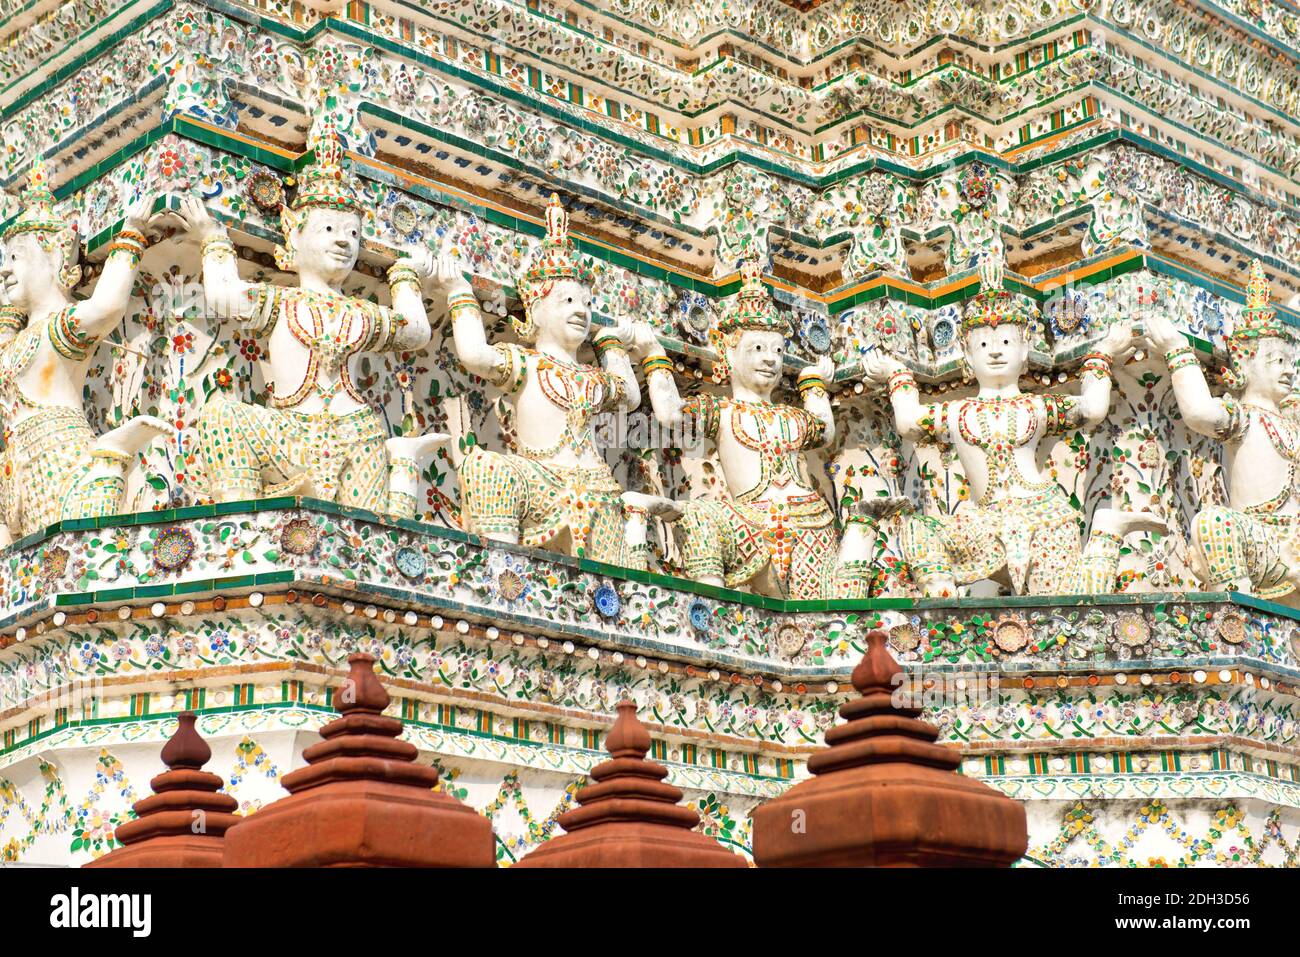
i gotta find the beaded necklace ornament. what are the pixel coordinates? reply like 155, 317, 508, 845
728, 399, 810, 454
529, 353, 606, 460
1222, 259, 1291, 394
681, 394, 823, 509
725, 397, 820, 497
515, 195, 594, 342
1233, 401, 1300, 513
278, 288, 372, 408
709, 259, 791, 385
956, 394, 1053, 505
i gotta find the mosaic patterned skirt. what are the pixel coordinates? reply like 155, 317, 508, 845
679, 493, 839, 600
0, 406, 116, 537
904, 488, 1093, 594
1192, 505, 1299, 599
459, 447, 633, 565
197, 398, 388, 512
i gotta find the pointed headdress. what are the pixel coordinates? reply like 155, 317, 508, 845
1223, 259, 1292, 393
961, 251, 1037, 333
709, 259, 791, 384
512, 194, 594, 339
276, 121, 367, 271
2, 158, 81, 289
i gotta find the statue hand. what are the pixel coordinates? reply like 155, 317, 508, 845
1099, 320, 1139, 363
624, 320, 661, 357
426, 251, 472, 302
799, 355, 835, 384
400, 246, 435, 280
172, 196, 226, 243
862, 349, 905, 387
1142, 310, 1185, 356
605, 312, 637, 348
122, 191, 159, 236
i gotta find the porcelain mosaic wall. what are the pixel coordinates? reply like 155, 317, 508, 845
5, 0, 1300, 867
0, 132, 1290, 594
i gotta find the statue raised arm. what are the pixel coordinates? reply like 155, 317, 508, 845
867, 251, 1164, 597
177, 123, 450, 518
0, 160, 170, 538
1149, 260, 1300, 602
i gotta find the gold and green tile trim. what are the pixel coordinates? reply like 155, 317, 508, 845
9, 116, 1296, 341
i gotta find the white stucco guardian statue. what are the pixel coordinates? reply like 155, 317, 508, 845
864, 252, 1165, 596
630, 259, 875, 599
0, 159, 170, 544
1147, 259, 1300, 602
176, 123, 452, 519
449, 193, 676, 568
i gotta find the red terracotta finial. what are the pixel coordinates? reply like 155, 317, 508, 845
851, 627, 902, 698
604, 699, 650, 758
515, 702, 745, 868
751, 629, 1028, 867
222, 654, 494, 868
160, 712, 211, 771
86, 712, 239, 868
337, 652, 389, 715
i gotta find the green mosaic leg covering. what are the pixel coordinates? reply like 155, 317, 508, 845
6, 407, 97, 536
678, 498, 737, 584
1191, 505, 1295, 596
387, 457, 419, 520
832, 560, 873, 599
458, 447, 529, 541
197, 397, 307, 502
328, 411, 389, 514
63, 452, 129, 522
901, 513, 958, 595
1078, 528, 1123, 594
1192, 505, 1251, 589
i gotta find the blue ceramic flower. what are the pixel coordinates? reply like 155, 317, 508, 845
394, 546, 427, 580
688, 598, 711, 633
593, 583, 622, 619
1045, 292, 1091, 339
800, 314, 832, 354
930, 313, 957, 349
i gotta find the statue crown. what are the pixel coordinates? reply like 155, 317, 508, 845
517, 194, 593, 307
2, 157, 73, 242
715, 258, 791, 337
544, 191, 568, 245
961, 250, 1035, 333
1230, 258, 1284, 342
289, 121, 366, 217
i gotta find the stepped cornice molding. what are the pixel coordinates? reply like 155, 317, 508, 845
554, 0, 1300, 65
7, 97, 1300, 296
6, 8, 1299, 216
6, 1, 1300, 197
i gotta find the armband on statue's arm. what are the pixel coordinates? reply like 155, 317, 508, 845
1079, 352, 1113, 382
797, 370, 829, 400
106, 229, 150, 267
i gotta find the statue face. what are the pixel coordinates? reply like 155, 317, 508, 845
529, 278, 591, 350
727, 329, 786, 394
0, 234, 59, 310
293, 207, 361, 282
1241, 337, 1296, 404
964, 324, 1029, 387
